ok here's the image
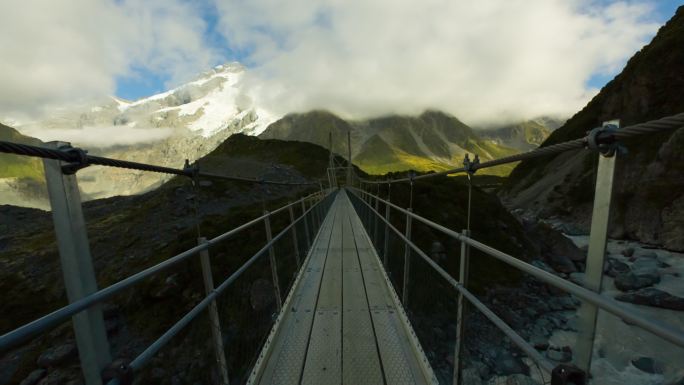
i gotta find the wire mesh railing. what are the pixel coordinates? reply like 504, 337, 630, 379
348, 186, 684, 385
0, 183, 335, 385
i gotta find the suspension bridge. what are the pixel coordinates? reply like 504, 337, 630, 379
1, 113, 684, 385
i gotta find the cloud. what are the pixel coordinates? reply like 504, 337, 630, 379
0, 0, 218, 120
20, 125, 174, 147
214, 0, 661, 125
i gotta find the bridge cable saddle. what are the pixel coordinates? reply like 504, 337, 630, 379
463, 153, 480, 175
586, 124, 625, 157
60, 145, 90, 175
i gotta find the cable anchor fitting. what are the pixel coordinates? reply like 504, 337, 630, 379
586, 123, 624, 157
463, 154, 480, 175
183, 159, 200, 180
60, 145, 90, 175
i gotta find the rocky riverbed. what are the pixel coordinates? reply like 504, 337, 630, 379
412, 226, 684, 385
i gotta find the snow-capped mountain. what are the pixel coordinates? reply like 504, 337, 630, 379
3, 63, 279, 208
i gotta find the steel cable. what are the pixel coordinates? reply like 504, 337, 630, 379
0, 140, 318, 185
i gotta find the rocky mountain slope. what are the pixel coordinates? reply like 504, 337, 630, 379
0, 124, 47, 208
502, 6, 684, 252
474, 118, 560, 151
2, 63, 276, 209
259, 110, 528, 176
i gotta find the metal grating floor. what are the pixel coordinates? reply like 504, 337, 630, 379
249, 190, 436, 385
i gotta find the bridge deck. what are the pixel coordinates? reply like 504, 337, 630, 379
249, 190, 436, 385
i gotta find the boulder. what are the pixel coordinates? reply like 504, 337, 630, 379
19, 369, 46, 385
614, 272, 660, 291
37, 344, 77, 368
605, 258, 630, 278
462, 368, 483, 385
616, 288, 684, 310
490, 349, 528, 376
631, 357, 663, 374
546, 346, 572, 363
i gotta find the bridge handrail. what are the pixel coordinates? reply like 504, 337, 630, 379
348, 187, 556, 373
349, 187, 684, 352
0, 189, 329, 354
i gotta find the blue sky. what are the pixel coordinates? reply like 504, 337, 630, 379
114, 1, 681, 101
585, 1, 681, 90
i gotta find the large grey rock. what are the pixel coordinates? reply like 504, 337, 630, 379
462, 368, 483, 385
614, 272, 660, 291
605, 258, 630, 278
631, 357, 663, 374
546, 346, 572, 362
19, 369, 46, 385
490, 350, 528, 375
616, 288, 684, 310
37, 344, 77, 368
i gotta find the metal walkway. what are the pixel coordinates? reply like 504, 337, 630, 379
248, 190, 437, 385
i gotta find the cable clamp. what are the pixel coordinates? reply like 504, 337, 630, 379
60, 145, 90, 174
586, 124, 623, 157
183, 159, 200, 180
463, 154, 480, 175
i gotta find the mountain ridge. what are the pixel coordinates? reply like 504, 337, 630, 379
259, 109, 539, 176
503, 5, 684, 251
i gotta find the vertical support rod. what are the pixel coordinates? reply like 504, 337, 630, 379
263, 211, 283, 311
301, 199, 311, 248
288, 204, 302, 267
453, 229, 470, 385
383, 203, 391, 267
373, 197, 380, 247
347, 130, 352, 186
402, 208, 413, 305
42, 141, 111, 385
575, 121, 619, 374
198, 238, 230, 385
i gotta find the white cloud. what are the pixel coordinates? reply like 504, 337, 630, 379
21, 126, 174, 147
214, 0, 660, 125
0, 0, 218, 119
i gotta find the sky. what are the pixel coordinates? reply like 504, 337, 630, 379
0, 0, 680, 127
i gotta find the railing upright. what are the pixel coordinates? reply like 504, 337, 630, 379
301, 199, 311, 248
373, 197, 380, 246
43, 141, 111, 385
263, 211, 283, 311
197, 237, 230, 385
383, 203, 391, 267
453, 229, 470, 385
288, 203, 302, 267
575, 120, 620, 374
402, 208, 413, 305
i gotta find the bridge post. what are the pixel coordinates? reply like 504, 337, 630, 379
453, 229, 470, 385
402, 208, 413, 305
383, 203, 391, 267
42, 141, 111, 385
575, 120, 619, 375
197, 237, 230, 385
288, 203, 302, 267
301, 199, 311, 249
263, 211, 283, 311
373, 197, 380, 247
